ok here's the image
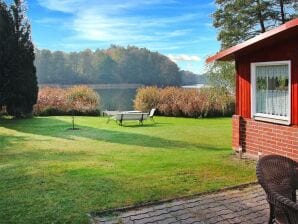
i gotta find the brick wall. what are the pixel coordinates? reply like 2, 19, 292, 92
232, 116, 298, 161
232, 115, 241, 151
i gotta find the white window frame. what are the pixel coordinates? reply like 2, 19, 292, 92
251, 60, 291, 125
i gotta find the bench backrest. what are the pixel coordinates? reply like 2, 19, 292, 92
115, 113, 149, 121
149, 108, 156, 117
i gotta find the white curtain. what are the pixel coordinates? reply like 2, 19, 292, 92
255, 65, 288, 117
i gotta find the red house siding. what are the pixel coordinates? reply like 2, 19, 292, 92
235, 60, 251, 118
208, 19, 298, 160
235, 37, 298, 124
232, 37, 298, 159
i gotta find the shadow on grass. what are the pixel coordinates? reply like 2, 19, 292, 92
0, 117, 226, 151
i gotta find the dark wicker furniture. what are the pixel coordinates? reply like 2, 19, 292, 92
256, 155, 298, 224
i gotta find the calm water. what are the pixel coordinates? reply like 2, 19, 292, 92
95, 88, 137, 111
182, 84, 208, 88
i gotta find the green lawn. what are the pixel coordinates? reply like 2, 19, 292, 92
0, 116, 256, 223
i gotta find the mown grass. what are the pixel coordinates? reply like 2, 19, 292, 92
0, 116, 256, 223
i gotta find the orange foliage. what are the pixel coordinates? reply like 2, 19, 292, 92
34, 86, 100, 116
134, 87, 234, 117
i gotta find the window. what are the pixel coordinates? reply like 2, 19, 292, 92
251, 61, 291, 125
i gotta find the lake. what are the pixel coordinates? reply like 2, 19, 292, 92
95, 88, 137, 111
182, 84, 208, 88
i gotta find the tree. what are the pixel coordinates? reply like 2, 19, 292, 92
92, 51, 117, 83
209, 0, 297, 91
3, 0, 38, 117
77, 49, 94, 83
67, 52, 79, 82
213, 0, 297, 49
214, 0, 275, 49
51, 51, 68, 83
35, 49, 53, 83
273, 0, 297, 23
158, 55, 181, 86
0, 1, 15, 111
35, 45, 183, 86
205, 61, 235, 93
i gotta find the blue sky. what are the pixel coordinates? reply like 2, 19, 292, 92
24, 0, 220, 74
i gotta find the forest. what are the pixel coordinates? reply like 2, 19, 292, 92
35, 45, 199, 86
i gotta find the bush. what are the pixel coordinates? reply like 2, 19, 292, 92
66, 86, 100, 113
34, 86, 100, 116
158, 87, 183, 116
134, 87, 234, 118
133, 86, 160, 112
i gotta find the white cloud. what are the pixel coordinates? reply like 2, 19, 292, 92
34, 17, 67, 25
37, 0, 202, 44
37, 0, 84, 13
37, 0, 178, 14
167, 54, 201, 62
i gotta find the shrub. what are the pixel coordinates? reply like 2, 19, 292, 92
34, 86, 100, 116
66, 85, 100, 113
134, 87, 234, 118
158, 87, 183, 116
134, 86, 160, 112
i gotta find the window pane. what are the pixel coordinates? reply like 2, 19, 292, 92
255, 64, 289, 117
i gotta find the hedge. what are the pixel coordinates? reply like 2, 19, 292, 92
34, 85, 100, 116
134, 86, 234, 117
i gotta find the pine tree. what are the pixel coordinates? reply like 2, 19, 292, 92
208, 0, 297, 91
0, 1, 15, 111
213, 0, 297, 50
5, 0, 38, 117
273, 0, 297, 23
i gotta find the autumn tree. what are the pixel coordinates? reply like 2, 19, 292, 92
35, 46, 182, 86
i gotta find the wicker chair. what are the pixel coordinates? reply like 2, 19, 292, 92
256, 155, 298, 224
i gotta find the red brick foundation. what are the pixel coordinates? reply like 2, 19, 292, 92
232, 115, 298, 161
232, 115, 241, 151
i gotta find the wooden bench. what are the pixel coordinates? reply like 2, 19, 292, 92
113, 112, 149, 126
102, 110, 120, 117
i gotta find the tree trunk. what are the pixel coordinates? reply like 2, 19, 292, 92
72, 110, 75, 130
256, 0, 266, 32
279, 0, 286, 23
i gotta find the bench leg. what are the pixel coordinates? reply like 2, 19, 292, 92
150, 117, 155, 123
140, 114, 144, 125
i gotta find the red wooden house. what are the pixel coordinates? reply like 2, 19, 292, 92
207, 18, 298, 161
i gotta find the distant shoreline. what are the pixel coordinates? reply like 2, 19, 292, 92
38, 83, 145, 89
38, 83, 206, 89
